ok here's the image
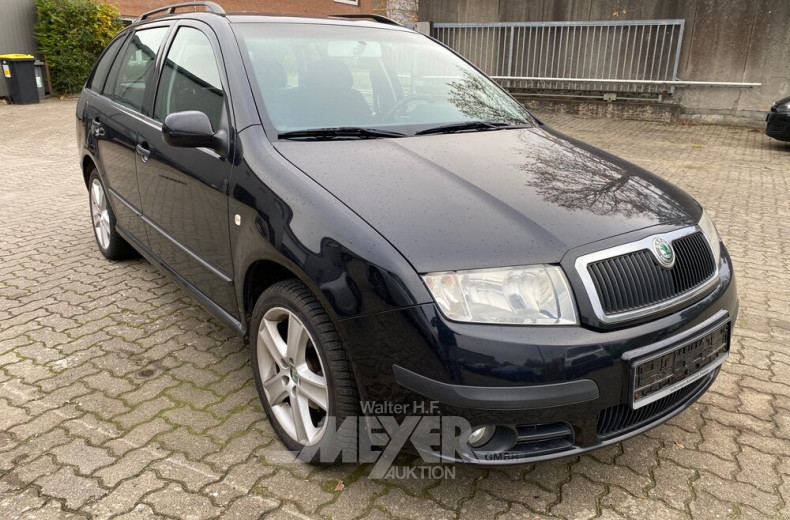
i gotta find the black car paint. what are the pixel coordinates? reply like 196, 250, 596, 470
275, 127, 702, 273
766, 95, 790, 142
228, 124, 430, 320
337, 260, 735, 459
77, 13, 737, 461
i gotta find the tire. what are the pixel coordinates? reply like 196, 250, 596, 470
88, 169, 137, 260
250, 280, 359, 463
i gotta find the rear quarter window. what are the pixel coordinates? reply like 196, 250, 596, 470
87, 34, 127, 93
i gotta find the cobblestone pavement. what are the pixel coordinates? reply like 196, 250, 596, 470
1, 99, 788, 520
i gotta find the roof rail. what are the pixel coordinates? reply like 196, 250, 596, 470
329, 13, 403, 27
135, 2, 226, 23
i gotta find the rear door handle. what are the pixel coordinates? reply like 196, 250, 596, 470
136, 143, 151, 163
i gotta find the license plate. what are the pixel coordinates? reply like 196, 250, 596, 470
631, 321, 730, 409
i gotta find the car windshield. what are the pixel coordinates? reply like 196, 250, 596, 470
233, 22, 534, 137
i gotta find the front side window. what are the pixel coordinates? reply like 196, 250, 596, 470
109, 27, 169, 111
235, 23, 533, 135
154, 26, 225, 132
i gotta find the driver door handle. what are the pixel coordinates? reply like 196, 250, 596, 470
90, 119, 105, 137
136, 143, 151, 163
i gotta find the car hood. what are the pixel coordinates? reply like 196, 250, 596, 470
274, 126, 700, 273
772, 96, 790, 107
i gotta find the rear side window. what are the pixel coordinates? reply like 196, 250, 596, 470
108, 26, 169, 112
88, 35, 126, 93
154, 27, 225, 132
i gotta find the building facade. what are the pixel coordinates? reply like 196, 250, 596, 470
0, 0, 384, 98
0, 0, 37, 98
419, 0, 790, 125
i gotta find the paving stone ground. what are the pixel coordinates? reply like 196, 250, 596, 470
0, 99, 788, 520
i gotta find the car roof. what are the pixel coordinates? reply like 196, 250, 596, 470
225, 14, 407, 30
129, 13, 413, 35
129, 4, 410, 32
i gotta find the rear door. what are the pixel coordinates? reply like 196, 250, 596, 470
90, 24, 171, 244
136, 22, 237, 316
80, 32, 126, 157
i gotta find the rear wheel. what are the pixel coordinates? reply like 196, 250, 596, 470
88, 169, 137, 260
250, 280, 359, 461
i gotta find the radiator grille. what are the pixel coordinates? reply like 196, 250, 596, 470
588, 232, 716, 316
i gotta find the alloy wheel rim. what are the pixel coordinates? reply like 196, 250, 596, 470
90, 179, 111, 250
257, 307, 329, 446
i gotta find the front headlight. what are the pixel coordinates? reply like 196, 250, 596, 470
422, 265, 577, 325
698, 210, 722, 265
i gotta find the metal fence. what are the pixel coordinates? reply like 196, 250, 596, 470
431, 20, 686, 95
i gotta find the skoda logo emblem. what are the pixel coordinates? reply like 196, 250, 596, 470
652, 237, 675, 268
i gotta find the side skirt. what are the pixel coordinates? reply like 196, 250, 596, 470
116, 224, 247, 339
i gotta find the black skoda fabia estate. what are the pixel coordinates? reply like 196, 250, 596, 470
77, 3, 738, 464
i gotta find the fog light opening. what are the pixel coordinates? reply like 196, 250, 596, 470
468, 425, 495, 448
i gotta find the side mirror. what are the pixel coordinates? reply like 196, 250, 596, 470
162, 111, 217, 149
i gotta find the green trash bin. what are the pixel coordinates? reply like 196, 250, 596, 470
1, 54, 39, 105
34, 61, 46, 101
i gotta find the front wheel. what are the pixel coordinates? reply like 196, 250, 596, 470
87, 169, 137, 260
250, 280, 359, 462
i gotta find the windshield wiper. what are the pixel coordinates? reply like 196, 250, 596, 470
415, 121, 526, 136
278, 127, 405, 140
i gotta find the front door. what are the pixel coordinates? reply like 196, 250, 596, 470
136, 23, 237, 316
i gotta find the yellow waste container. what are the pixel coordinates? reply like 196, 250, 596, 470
1, 54, 38, 104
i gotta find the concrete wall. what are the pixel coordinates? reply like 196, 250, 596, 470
0, 0, 38, 98
419, 0, 790, 124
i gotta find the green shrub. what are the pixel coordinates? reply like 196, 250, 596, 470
35, 0, 124, 94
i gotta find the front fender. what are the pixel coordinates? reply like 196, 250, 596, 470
229, 125, 431, 329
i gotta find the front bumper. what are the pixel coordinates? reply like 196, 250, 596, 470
337, 247, 737, 464
766, 110, 790, 141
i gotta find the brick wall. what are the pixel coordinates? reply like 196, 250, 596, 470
115, 0, 377, 17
